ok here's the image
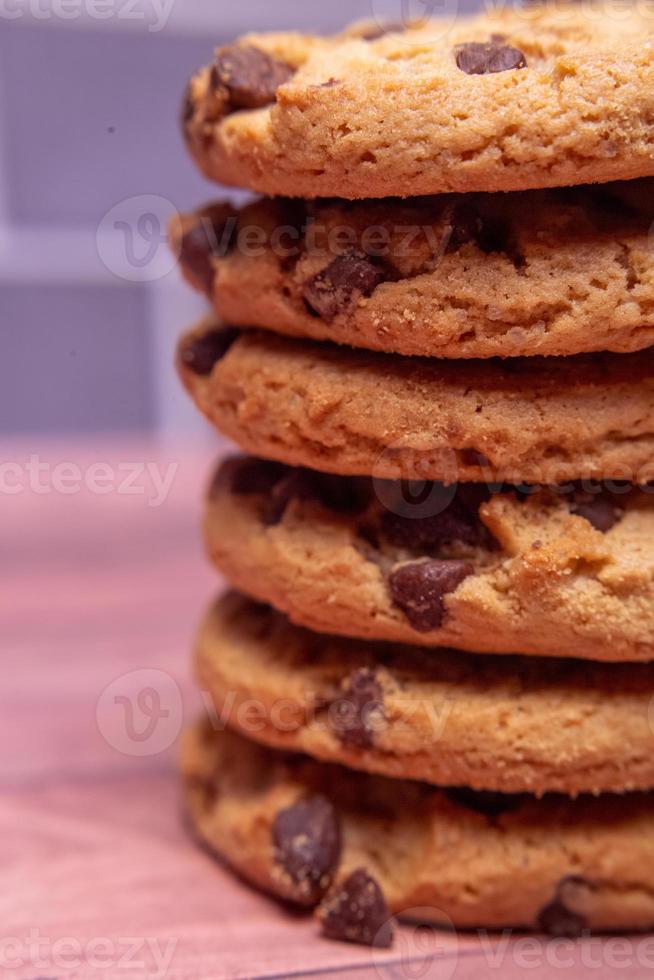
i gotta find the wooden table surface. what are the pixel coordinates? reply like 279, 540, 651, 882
2, 441, 650, 980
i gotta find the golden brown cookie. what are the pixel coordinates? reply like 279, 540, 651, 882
183, 719, 654, 937
182, 6, 654, 198
205, 456, 654, 663
177, 320, 654, 485
171, 182, 654, 360
195, 592, 654, 795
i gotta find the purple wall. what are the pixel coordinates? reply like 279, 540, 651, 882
0, 19, 216, 435
0, 1, 477, 436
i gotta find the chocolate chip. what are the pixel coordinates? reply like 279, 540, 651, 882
272, 795, 342, 906
211, 456, 287, 499
375, 479, 492, 547
538, 899, 586, 938
455, 41, 527, 74
445, 201, 485, 252
179, 206, 237, 294
212, 44, 294, 111
303, 250, 386, 321
319, 869, 393, 947
179, 327, 238, 376
263, 471, 311, 526
570, 490, 624, 533
380, 495, 486, 552
537, 877, 591, 938
262, 469, 320, 525
446, 202, 524, 267
263, 469, 371, 526
330, 668, 384, 749
388, 559, 473, 631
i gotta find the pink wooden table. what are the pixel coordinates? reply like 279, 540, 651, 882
1, 441, 650, 979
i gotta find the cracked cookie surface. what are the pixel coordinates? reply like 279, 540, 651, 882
171, 181, 654, 360
204, 456, 654, 662
182, 5, 654, 198
183, 718, 654, 934
177, 320, 654, 485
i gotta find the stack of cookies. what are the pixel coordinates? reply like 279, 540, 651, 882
174, 3, 654, 946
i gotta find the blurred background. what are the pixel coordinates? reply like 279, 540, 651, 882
0, 0, 487, 441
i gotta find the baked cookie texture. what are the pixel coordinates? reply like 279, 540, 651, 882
205, 457, 654, 663
183, 718, 654, 933
171, 181, 654, 360
177, 321, 654, 485
195, 592, 654, 796
182, 5, 654, 198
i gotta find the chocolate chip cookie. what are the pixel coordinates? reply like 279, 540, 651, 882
177, 320, 654, 485
182, 6, 654, 198
204, 456, 654, 662
171, 181, 654, 360
195, 592, 654, 795
183, 718, 654, 936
